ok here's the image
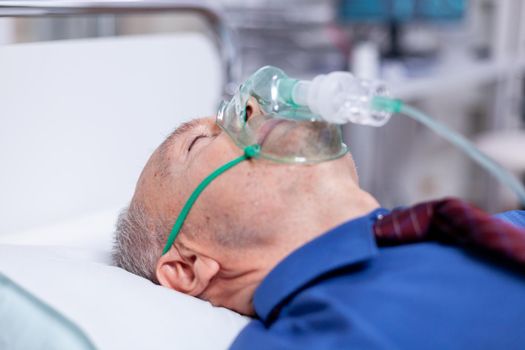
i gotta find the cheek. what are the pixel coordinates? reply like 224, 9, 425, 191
215, 163, 297, 222
184, 140, 237, 197
184, 145, 251, 223
188, 145, 308, 230
192, 164, 267, 230
208, 133, 243, 162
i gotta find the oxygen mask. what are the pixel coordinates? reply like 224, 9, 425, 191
217, 66, 349, 164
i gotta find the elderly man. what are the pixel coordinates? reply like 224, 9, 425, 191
113, 106, 525, 348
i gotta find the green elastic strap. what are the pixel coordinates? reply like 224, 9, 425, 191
162, 144, 261, 255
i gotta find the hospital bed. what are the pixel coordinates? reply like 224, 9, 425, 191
0, 2, 249, 349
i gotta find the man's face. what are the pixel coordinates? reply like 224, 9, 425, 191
131, 111, 362, 315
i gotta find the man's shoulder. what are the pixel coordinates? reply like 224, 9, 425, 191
494, 210, 525, 228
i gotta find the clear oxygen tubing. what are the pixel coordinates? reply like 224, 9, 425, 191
374, 96, 525, 207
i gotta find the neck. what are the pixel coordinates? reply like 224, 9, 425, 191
299, 189, 377, 244
260, 180, 379, 275
221, 184, 379, 316
210, 166, 380, 316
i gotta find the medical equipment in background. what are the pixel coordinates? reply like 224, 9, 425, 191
218, 66, 525, 206
338, 0, 466, 59
223, 0, 341, 81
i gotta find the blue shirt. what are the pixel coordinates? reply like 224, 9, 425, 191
230, 209, 525, 350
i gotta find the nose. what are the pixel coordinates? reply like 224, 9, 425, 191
245, 97, 264, 121
203, 116, 221, 136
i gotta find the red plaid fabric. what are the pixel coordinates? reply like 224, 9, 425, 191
373, 198, 525, 266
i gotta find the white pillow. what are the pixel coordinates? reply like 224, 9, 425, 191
0, 208, 121, 251
0, 244, 249, 349
0, 210, 250, 350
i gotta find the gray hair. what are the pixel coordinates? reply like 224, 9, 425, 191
112, 203, 167, 283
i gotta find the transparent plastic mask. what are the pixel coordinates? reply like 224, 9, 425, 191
217, 66, 348, 164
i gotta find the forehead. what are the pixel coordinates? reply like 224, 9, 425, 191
134, 119, 206, 206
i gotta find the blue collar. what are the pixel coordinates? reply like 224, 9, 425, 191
253, 208, 389, 323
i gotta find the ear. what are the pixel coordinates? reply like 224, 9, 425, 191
156, 246, 220, 297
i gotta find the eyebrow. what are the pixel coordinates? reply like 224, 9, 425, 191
167, 119, 202, 144
160, 119, 203, 154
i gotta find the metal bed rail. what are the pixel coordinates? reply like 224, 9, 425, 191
0, 1, 239, 98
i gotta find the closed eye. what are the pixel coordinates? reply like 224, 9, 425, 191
188, 135, 208, 152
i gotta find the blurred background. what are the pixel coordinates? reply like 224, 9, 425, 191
0, 0, 524, 236
222, 0, 525, 212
